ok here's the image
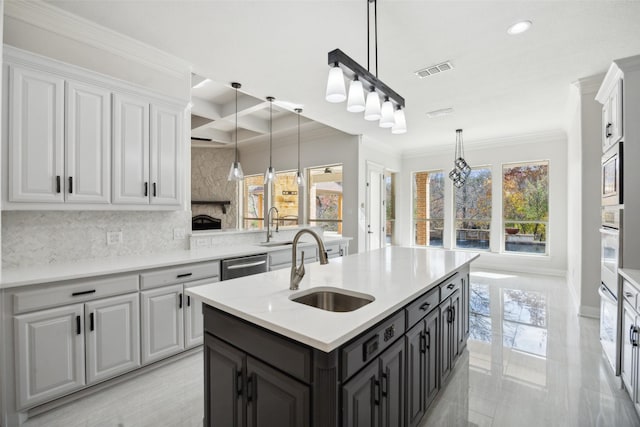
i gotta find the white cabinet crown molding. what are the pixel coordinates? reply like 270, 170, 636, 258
4, 0, 190, 82
3, 45, 188, 108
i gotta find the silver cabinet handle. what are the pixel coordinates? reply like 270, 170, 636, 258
226, 260, 267, 270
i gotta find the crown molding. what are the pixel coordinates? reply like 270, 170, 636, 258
4, 0, 191, 80
401, 129, 567, 159
572, 73, 605, 95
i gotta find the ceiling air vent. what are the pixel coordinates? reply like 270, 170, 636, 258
426, 107, 454, 118
415, 61, 454, 79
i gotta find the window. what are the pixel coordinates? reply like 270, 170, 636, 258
242, 175, 264, 229
308, 165, 343, 233
413, 171, 444, 247
272, 171, 299, 227
503, 162, 549, 254
455, 167, 491, 250
385, 172, 396, 245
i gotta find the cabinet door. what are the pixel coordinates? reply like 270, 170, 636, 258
379, 338, 405, 427
452, 289, 462, 361
65, 80, 111, 204
85, 293, 140, 384
113, 93, 149, 204
9, 66, 64, 203
14, 304, 85, 409
406, 322, 425, 427
462, 274, 470, 343
246, 356, 310, 427
622, 302, 635, 395
205, 334, 245, 427
424, 308, 440, 409
609, 79, 623, 145
141, 285, 184, 364
634, 314, 640, 415
185, 291, 205, 348
149, 104, 182, 206
342, 361, 379, 427
440, 301, 452, 384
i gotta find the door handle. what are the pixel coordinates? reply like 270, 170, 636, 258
76, 315, 81, 335
144, 182, 148, 197
68, 176, 73, 193
419, 332, 426, 353
153, 182, 157, 197
606, 122, 612, 138
90, 312, 94, 331
381, 368, 389, 397
56, 175, 61, 193
235, 369, 243, 398
426, 330, 431, 349
373, 379, 381, 406
178, 293, 183, 309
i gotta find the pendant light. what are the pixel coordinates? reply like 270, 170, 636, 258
227, 82, 244, 181
295, 108, 305, 187
391, 106, 407, 134
264, 96, 277, 184
448, 129, 471, 188
379, 97, 395, 128
347, 76, 366, 113
364, 88, 381, 121
325, 63, 347, 103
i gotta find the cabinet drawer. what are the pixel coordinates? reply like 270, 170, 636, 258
622, 280, 638, 308
13, 274, 139, 314
406, 287, 440, 329
439, 274, 460, 302
140, 260, 220, 289
341, 310, 405, 381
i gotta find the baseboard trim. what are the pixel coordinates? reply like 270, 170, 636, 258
578, 305, 600, 319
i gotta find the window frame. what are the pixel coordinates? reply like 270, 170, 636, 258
454, 165, 492, 252
412, 169, 445, 247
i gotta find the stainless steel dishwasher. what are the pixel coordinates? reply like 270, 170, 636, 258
221, 253, 269, 281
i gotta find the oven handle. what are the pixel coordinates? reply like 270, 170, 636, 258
599, 283, 616, 302
226, 260, 267, 270
599, 227, 619, 235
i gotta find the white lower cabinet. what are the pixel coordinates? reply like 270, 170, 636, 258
15, 305, 85, 410
85, 293, 140, 384
141, 284, 185, 364
14, 293, 142, 410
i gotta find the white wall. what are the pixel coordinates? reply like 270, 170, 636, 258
399, 131, 569, 276
566, 76, 604, 317
238, 127, 360, 252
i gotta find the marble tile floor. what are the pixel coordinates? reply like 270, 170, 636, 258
23, 270, 640, 427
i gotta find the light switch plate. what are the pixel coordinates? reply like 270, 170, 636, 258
106, 231, 123, 246
173, 228, 186, 240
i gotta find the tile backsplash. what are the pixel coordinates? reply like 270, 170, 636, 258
2, 210, 191, 269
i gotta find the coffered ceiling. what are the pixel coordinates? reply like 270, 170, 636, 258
45, 0, 640, 152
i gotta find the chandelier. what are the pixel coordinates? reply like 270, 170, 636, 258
448, 129, 471, 188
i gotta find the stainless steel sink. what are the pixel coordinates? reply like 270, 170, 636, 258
258, 241, 293, 247
290, 288, 374, 312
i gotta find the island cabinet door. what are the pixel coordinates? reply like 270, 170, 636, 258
440, 301, 452, 384
342, 361, 380, 427
462, 274, 470, 343
204, 334, 245, 427
246, 356, 310, 427
451, 290, 462, 362
424, 308, 440, 409
379, 338, 405, 427
406, 322, 426, 427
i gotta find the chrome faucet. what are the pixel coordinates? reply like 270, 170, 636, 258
266, 207, 279, 242
290, 229, 329, 290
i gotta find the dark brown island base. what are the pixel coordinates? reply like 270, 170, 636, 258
202, 263, 470, 427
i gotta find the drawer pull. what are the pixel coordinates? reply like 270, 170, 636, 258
447, 283, 455, 290
419, 302, 431, 311
72, 290, 96, 297
177, 273, 193, 278
625, 292, 634, 298
226, 260, 267, 270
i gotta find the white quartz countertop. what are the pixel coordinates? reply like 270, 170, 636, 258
0, 236, 351, 289
620, 268, 640, 287
186, 246, 479, 352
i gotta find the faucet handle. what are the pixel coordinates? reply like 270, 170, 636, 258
299, 250, 305, 269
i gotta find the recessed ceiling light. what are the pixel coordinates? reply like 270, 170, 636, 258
507, 20, 532, 35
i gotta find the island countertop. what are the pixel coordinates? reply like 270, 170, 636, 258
187, 246, 479, 352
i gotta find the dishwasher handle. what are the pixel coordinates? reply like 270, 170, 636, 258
226, 260, 267, 270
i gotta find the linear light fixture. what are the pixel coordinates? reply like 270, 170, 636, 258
325, 0, 406, 134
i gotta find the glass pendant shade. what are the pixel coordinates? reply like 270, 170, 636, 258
364, 90, 381, 121
228, 161, 244, 181
325, 65, 346, 103
379, 99, 395, 128
391, 108, 407, 134
264, 166, 277, 184
347, 78, 366, 112
296, 170, 305, 187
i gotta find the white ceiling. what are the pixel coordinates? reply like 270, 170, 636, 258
47, 0, 640, 152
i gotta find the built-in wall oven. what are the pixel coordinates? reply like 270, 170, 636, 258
602, 142, 623, 206
600, 206, 622, 374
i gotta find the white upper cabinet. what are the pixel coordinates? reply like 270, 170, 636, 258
602, 78, 623, 151
65, 80, 111, 204
150, 104, 182, 206
3, 47, 185, 210
112, 93, 150, 205
8, 66, 65, 203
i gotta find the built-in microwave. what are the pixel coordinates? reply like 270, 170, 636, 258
602, 142, 623, 206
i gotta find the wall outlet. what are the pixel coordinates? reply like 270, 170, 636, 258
173, 227, 186, 240
106, 231, 123, 246
195, 238, 210, 248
